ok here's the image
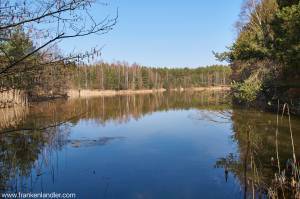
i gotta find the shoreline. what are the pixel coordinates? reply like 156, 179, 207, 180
67, 86, 230, 98
67, 89, 166, 98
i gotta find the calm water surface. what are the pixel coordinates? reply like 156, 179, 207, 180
1, 91, 300, 198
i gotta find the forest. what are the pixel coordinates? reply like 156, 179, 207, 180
0, 26, 231, 106
215, 0, 300, 114
0, 0, 299, 114
70, 63, 231, 91
0, 0, 230, 108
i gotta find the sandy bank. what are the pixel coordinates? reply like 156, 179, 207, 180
68, 89, 167, 98
185, 86, 231, 91
68, 86, 230, 98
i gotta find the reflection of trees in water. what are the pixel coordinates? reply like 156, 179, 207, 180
29, 90, 230, 126
215, 109, 300, 198
63, 91, 219, 124
0, 126, 70, 192
0, 106, 28, 129
190, 110, 232, 124
0, 91, 229, 193
0, 100, 71, 192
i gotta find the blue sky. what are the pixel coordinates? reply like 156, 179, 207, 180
61, 0, 243, 68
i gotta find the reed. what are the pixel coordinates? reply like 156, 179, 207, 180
0, 106, 28, 130
0, 89, 28, 108
268, 102, 300, 199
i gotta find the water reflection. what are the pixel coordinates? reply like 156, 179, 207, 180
0, 91, 299, 198
215, 109, 300, 198
0, 91, 229, 194
0, 106, 28, 129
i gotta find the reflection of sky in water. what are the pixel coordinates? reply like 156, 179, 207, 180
24, 109, 241, 199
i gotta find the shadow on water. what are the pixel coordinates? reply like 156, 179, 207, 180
0, 90, 299, 198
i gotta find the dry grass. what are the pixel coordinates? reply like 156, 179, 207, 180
268, 102, 300, 199
0, 89, 28, 108
68, 86, 231, 98
67, 89, 167, 98
0, 106, 28, 129
185, 86, 231, 91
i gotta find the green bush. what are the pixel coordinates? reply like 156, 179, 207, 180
232, 74, 263, 103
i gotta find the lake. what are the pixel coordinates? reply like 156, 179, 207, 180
1, 91, 299, 198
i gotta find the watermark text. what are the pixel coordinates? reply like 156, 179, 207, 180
1, 192, 76, 199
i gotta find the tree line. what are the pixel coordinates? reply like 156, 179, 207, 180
70, 63, 231, 91
0, 0, 232, 108
0, 25, 231, 106
215, 0, 300, 113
